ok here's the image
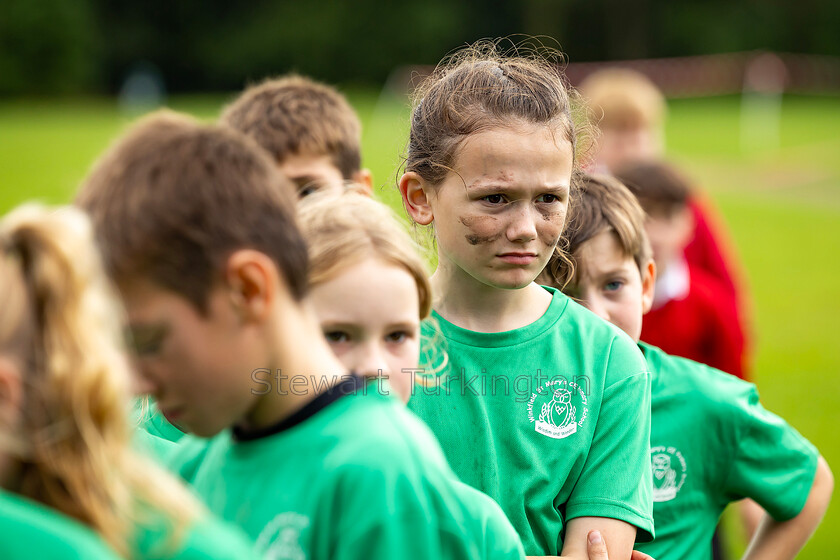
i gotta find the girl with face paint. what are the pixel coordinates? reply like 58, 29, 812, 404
399, 41, 656, 559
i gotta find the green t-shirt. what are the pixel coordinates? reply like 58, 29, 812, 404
130, 423, 261, 559
635, 343, 819, 560
452, 480, 526, 559
0, 468, 256, 560
132, 397, 186, 443
408, 286, 655, 555
133, 424, 179, 463
167, 376, 524, 560
0, 491, 119, 559
132, 508, 261, 560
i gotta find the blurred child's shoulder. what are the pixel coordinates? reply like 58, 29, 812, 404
549, 287, 645, 355
642, 342, 756, 408
162, 433, 216, 482
330, 386, 451, 472
548, 286, 630, 338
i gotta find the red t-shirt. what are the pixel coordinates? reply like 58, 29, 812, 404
641, 266, 746, 379
685, 197, 741, 300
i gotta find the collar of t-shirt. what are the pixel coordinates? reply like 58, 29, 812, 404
232, 373, 367, 442
652, 256, 690, 310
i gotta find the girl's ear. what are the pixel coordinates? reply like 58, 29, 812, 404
399, 172, 435, 226
641, 259, 656, 315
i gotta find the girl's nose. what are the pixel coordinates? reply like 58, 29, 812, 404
506, 204, 538, 243
355, 342, 390, 378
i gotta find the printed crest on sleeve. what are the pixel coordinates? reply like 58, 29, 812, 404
256, 512, 310, 560
650, 446, 687, 502
527, 378, 589, 439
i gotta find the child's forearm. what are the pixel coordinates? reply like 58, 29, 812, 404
738, 498, 765, 540
741, 456, 833, 560
527, 531, 655, 560
559, 517, 638, 560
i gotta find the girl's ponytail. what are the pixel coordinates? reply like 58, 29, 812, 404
0, 205, 198, 557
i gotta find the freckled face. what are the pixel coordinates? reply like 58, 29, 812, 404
563, 230, 646, 342
428, 124, 574, 289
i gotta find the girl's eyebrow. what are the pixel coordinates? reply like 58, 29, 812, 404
467, 181, 571, 192
466, 180, 506, 191
319, 321, 360, 330
386, 320, 420, 331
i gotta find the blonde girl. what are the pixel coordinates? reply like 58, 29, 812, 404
297, 189, 432, 402
398, 42, 655, 559
298, 189, 527, 559
0, 204, 257, 559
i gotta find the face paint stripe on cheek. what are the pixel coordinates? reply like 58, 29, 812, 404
460, 215, 503, 245
466, 232, 504, 245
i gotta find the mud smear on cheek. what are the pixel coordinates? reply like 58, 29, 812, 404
460, 215, 503, 246
541, 211, 565, 222
538, 212, 566, 246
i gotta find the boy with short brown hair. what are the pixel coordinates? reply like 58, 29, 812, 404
76, 110, 521, 560
540, 173, 833, 560
220, 74, 372, 197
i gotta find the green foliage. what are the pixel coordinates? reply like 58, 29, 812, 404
0, 0, 98, 94
3, 1, 840, 94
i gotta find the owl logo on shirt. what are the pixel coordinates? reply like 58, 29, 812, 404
528, 378, 588, 439
540, 388, 575, 430
256, 512, 310, 560
650, 446, 687, 502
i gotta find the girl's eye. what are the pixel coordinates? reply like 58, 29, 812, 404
386, 330, 414, 344
482, 194, 506, 204
604, 281, 623, 292
537, 194, 560, 204
324, 331, 350, 343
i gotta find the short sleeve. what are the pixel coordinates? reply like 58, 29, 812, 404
337, 514, 480, 560
723, 386, 818, 521
565, 337, 655, 542
326, 467, 483, 560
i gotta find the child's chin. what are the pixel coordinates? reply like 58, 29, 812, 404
485, 275, 537, 291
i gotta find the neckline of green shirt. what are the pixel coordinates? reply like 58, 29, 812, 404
429, 286, 570, 348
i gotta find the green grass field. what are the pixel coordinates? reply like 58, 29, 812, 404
1, 90, 838, 557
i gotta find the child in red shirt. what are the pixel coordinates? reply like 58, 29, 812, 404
614, 161, 746, 379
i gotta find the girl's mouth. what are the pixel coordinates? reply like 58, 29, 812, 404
497, 252, 537, 265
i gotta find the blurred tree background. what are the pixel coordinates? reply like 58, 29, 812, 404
2, 0, 840, 95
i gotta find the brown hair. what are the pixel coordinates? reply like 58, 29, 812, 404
613, 160, 692, 218
220, 75, 362, 179
298, 189, 432, 320
539, 173, 652, 290
75, 110, 309, 312
405, 41, 581, 186
404, 40, 588, 283
578, 68, 666, 130
0, 205, 200, 557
